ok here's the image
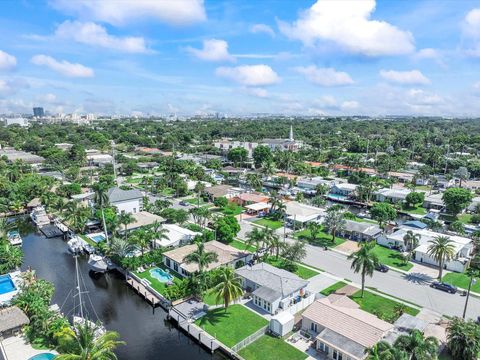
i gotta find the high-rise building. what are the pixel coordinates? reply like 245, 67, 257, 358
33, 107, 44, 117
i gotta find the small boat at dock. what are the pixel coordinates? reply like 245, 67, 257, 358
7, 230, 22, 246
30, 206, 51, 227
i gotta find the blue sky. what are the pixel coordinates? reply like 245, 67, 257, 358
1, 0, 480, 117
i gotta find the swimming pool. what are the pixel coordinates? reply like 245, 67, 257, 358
28, 353, 56, 360
0, 274, 16, 295
327, 193, 348, 201
150, 268, 174, 283
87, 232, 106, 243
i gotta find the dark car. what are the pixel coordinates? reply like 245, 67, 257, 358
375, 264, 389, 273
430, 281, 457, 294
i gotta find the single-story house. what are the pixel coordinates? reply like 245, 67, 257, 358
0, 306, 29, 337
108, 187, 143, 214
204, 185, 243, 200
463, 180, 480, 191
338, 220, 382, 242
374, 188, 412, 204
297, 177, 333, 191
162, 240, 252, 277
87, 153, 113, 166
0, 148, 45, 165
245, 202, 271, 216
285, 201, 326, 227
222, 166, 248, 176
423, 193, 444, 211
232, 192, 269, 206
402, 220, 428, 230
153, 224, 200, 248
302, 295, 393, 360
377, 226, 473, 272
387, 171, 414, 184
122, 211, 165, 232
236, 262, 309, 315
330, 183, 357, 197
432, 175, 455, 189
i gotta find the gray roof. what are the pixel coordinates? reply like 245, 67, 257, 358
253, 286, 282, 303
344, 220, 381, 236
107, 187, 143, 203
236, 262, 308, 299
0, 306, 29, 333
317, 328, 365, 359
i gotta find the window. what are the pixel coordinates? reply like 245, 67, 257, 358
133, 207, 137, 213
310, 323, 318, 332
338, 353, 343, 360
165, 258, 171, 267
173, 262, 178, 272
333, 350, 338, 360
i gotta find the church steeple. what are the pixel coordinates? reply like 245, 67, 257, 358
289, 125, 294, 141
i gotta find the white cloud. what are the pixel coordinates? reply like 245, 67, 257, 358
341, 100, 359, 110
0, 50, 16, 71
278, 0, 414, 56
295, 66, 354, 86
186, 39, 235, 62
245, 87, 269, 98
413, 48, 446, 68
215, 65, 280, 86
250, 24, 275, 37
0, 78, 29, 97
31, 55, 94, 78
380, 69, 430, 85
406, 88, 443, 106
50, 0, 206, 26
463, 8, 480, 56
55, 21, 148, 53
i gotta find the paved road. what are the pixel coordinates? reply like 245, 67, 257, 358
237, 220, 480, 320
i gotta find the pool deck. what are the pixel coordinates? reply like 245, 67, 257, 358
126, 275, 162, 307
1, 335, 57, 360
0, 272, 21, 305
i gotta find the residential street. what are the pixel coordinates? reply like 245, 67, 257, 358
238, 220, 480, 320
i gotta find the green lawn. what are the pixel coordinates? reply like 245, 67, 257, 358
184, 197, 209, 206
350, 290, 420, 323
203, 288, 222, 306
266, 257, 320, 279
160, 187, 176, 196
135, 265, 183, 295
401, 204, 427, 215
442, 272, 480, 293
195, 305, 268, 347
320, 281, 348, 296
79, 234, 98, 247
239, 335, 307, 360
213, 203, 243, 216
294, 227, 345, 247
253, 218, 284, 229
371, 245, 413, 271
457, 213, 473, 224
230, 239, 257, 253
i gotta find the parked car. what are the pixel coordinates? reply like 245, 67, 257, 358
375, 264, 389, 273
179, 201, 188, 206
430, 281, 457, 294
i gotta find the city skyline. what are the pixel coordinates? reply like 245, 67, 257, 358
1, 0, 480, 117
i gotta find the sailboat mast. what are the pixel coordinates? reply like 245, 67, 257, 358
75, 256, 84, 320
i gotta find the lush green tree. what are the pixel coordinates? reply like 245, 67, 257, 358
227, 147, 248, 167
449, 220, 465, 235
370, 202, 397, 229
455, 166, 470, 188
63, 202, 90, 233
0, 240, 23, 273
442, 187, 473, 215
347, 240, 379, 297
322, 209, 346, 245
183, 240, 218, 291
405, 192, 425, 208
213, 267, 244, 309
159, 208, 189, 224
252, 145, 273, 168
394, 329, 438, 360
214, 215, 240, 243
245, 227, 263, 259
427, 235, 456, 279
446, 317, 480, 360
117, 212, 134, 241
213, 197, 228, 208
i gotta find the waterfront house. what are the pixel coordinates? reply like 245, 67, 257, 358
108, 187, 143, 214
285, 201, 326, 227
338, 220, 382, 242
162, 240, 252, 277
153, 224, 200, 248
330, 183, 357, 197
302, 295, 393, 360
374, 188, 412, 204
204, 184, 243, 200
296, 176, 334, 192
235, 262, 309, 315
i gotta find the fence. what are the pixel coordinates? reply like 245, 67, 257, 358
231, 325, 268, 353
284, 292, 315, 315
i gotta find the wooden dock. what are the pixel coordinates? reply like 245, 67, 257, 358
39, 224, 65, 238
126, 276, 161, 307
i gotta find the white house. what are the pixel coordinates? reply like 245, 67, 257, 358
297, 177, 333, 191
338, 220, 382, 242
285, 201, 326, 227
107, 187, 143, 214
423, 193, 444, 211
153, 224, 200, 248
374, 188, 412, 204
330, 183, 357, 197
235, 262, 309, 315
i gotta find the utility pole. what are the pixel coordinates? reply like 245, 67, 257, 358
111, 140, 117, 185
463, 276, 477, 319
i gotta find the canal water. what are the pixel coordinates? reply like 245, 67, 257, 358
18, 220, 225, 360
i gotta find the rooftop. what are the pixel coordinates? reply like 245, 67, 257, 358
0, 306, 29, 334
108, 187, 143, 203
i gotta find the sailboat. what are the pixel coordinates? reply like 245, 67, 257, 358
71, 256, 106, 338
87, 254, 110, 273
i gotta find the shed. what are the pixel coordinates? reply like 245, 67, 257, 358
269, 311, 294, 337
0, 306, 29, 336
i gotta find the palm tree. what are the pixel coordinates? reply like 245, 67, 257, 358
246, 173, 262, 190
261, 161, 275, 178
0, 241, 23, 273
55, 321, 125, 360
118, 212, 134, 242
447, 317, 480, 360
183, 240, 218, 275
131, 230, 151, 257
263, 227, 283, 259
245, 227, 264, 260
365, 341, 408, 360
94, 185, 110, 244
150, 221, 169, 249
194, 182, 206, 207
323, 209, 346, 245
347, 240, 379, 298
109, 237, 137, 279
0, 217, 15, 239
427, 235, 456, 280
63, 202, 90, 234
403, 230, 421, 252
213, 267, 244, 310
394, 329, 438, 360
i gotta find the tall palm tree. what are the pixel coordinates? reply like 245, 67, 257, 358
109, 237, 137, 279
118, 212, 134, 242
263, 227, 283, 259
130, 230, 151, 257
150, 221, 169, 249
0, 217, 15, 239
245, 227, 263, 260
394, 329, 438, 360
261, 161, 275, 178
213, 267, 244, 310
63, 202, 90, 234
183, 240, 218, 275
246, 173, 262, 190
323, 209, 346, 245
347, 240, 379, 298
427, 235, 456, 280
94, 185, 110, 244
447, 317, 480, 360
403, 230, 421, 252
194, 182, 206, 207
55, 321, 125, 360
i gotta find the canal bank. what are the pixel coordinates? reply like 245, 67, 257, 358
19, 224, 225, 360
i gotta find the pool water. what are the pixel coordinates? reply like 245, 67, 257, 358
0, 274, 16, 295
150, 268, 174, 283
91, 235, 106, 243
28, 353, 55, 360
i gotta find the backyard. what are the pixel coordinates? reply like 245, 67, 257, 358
371, 245, 413, 271
238, 334, 307, 360
401, 204, 427, 215
211, 203, 244, 216
442, 272, 480, 293
195, 305, 268, 347
135, 265, 183, 295
294, 227, 345, 247
253, 217, 284, 230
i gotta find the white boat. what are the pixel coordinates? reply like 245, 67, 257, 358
87, 254, 108, 273
30, 206, 50, 226
67, 237, 85, 254
7, 230, 22, 246
73, 316, 106, 338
